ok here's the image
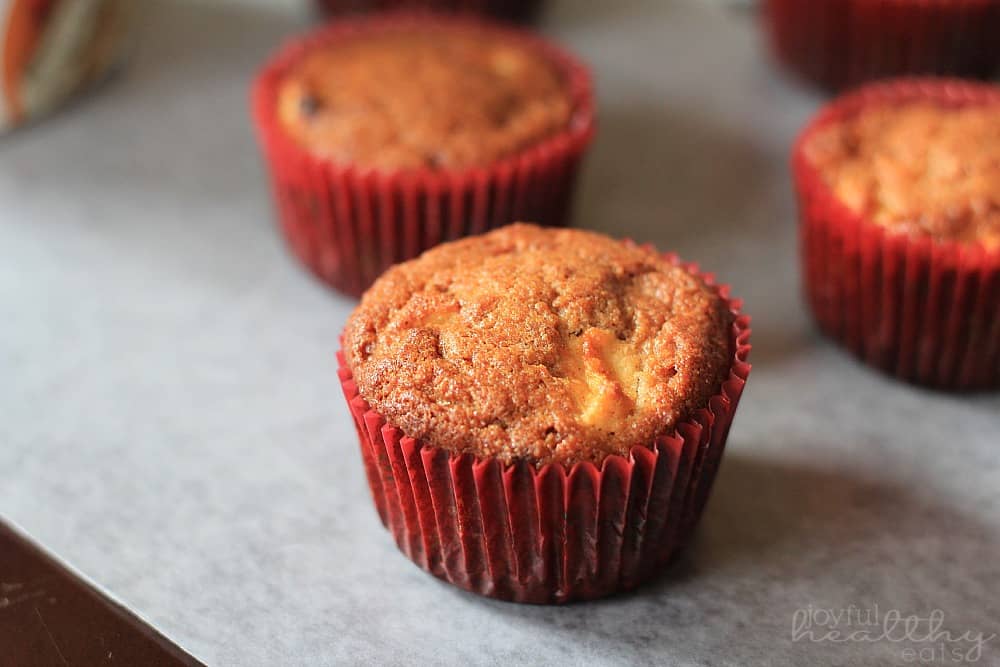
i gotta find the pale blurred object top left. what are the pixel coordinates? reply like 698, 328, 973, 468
0, 0, 133, 134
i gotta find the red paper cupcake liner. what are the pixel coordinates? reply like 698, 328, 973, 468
764, 0, 1000, 90
315, 0, 543, 23
337, 256, 751, 603
252, 13, 595, 298
793, 79, 1000, 390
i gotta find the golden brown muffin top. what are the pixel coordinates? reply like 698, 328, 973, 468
343, 224, 734, 466
805, 102, 1000, 248
276, 29, 573, 171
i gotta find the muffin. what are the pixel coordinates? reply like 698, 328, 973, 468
316, 0, 542, 23
765, 0, 1000, 90
252, 13, 594, 297
794, 79, 1000, 389
339, 224, 752, 603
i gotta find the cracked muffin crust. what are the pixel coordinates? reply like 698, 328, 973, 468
276, 28, 573, 171
343, 224, 734, 466
804, 101, 1000, 249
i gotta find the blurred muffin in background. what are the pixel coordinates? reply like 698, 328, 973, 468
793, 78, 1000, 389
275, 29, 572, 171
1, 0, 132, 133
315, 0, 543, 23
765, 0, 1000, 90
252, 12, 594, 297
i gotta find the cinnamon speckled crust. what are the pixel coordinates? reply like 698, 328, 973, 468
805, 102, 1000, 248
343, 224, 734, 466
276, 29, 572, 171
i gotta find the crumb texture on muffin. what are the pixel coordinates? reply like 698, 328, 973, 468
805, 102, 1000, 248
343, 224, 734, 466
277, 29, 572, 171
